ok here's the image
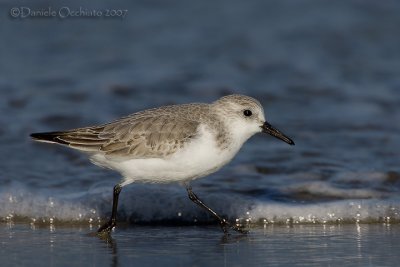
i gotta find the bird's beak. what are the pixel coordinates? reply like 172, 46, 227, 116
261, 121, 295, 145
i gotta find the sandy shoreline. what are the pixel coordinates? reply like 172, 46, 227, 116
1, 223, 399, 267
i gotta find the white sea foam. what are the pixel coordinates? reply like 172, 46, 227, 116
1, 182, 399, 225
249, 199, 400, 224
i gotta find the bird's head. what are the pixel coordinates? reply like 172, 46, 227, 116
212, 94, 294, 145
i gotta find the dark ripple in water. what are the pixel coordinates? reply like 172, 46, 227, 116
39, 114, 83, 128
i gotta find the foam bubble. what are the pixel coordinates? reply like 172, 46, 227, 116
1, 182, 400, 226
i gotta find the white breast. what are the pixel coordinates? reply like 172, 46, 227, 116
90, 124, 244, 186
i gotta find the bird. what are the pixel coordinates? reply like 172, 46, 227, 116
30, 94, 294, 235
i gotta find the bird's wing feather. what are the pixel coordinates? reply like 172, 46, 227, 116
42, 110, 201, 159
100, 115, 199, 158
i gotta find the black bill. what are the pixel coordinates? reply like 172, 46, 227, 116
261, 122, 295, 145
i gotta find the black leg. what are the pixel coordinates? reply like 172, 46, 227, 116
97, 184, 122, 234
186, 185, 248, 234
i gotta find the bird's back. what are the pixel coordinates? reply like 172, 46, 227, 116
31, 103, 218, 160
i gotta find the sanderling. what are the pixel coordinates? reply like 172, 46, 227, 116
31, 94, 294, 235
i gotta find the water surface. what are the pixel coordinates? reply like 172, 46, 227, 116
2, 224, 400, 267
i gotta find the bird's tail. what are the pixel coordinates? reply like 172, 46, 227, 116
30, 128, 107, 152
30, 132, 70, 145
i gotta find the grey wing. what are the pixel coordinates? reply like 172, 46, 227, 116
41, 115, 200, 159
99, 116, 199, 158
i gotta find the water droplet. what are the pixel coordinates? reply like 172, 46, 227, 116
48, 197, 54, 208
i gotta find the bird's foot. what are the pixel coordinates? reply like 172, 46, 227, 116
97, 220, 116, 236
220, 218, 249, 235
230, 223, 249, 234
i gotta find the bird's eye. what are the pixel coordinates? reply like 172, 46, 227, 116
243, 109, 252, 117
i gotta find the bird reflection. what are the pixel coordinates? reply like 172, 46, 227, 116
220, 232, 249, 244
87, 231, 119, 267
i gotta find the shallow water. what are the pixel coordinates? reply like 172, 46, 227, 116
2, 223, 400, 267
1, 0, 400, 265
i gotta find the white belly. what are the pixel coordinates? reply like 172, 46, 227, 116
90, 125, 243, 185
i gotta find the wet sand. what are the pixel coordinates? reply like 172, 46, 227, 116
1, 223, 399, 267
